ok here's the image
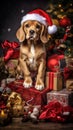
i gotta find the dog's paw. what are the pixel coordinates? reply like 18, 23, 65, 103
35, 84, 44, 91
23, 81, 32, 88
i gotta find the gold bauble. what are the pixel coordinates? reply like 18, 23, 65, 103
13, 105, 24, 117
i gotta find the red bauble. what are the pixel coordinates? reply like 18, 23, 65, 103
47, 54, 64, 72
59, 17, 71, 27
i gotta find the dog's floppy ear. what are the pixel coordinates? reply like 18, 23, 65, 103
16, 25, 25, 42
40, 25, 48, 43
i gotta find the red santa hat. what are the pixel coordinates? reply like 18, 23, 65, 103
21, 9, 57, 34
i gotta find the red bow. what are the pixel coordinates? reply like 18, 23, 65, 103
1, 40, 20, 62
39, 101, 73, 122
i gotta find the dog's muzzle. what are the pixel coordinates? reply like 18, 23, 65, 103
30, 30, 35, 35
29, 30, 36, 39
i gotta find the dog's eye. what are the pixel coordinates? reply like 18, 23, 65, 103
25, 24, 29, 28
36, 24, 41, 29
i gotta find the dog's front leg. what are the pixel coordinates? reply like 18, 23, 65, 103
35, 59, 46, 91
19, 58, 32, 88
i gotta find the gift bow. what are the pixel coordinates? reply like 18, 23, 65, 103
1, 40, 20, 61
39, 101, 73, 122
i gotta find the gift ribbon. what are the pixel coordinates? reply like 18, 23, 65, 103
1, 40, 20, 62
49, 72, 54, 90
39, 101, 73, 122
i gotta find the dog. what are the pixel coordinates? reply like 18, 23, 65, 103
15, 6, 58, 91
16, 20, 49, 90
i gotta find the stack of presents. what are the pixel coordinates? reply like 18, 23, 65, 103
0, 40, 73, 123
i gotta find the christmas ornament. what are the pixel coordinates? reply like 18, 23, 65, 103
30, 107, 39, 123
6, 92, 24, 117
55, 26, 71, 54
47, 54, 65, 72
63, 26, 71, 41
22, 106, 40, 124
59, 17, 71, 27
21, 9, 57, 34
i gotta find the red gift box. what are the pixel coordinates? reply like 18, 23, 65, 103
6, 59, 18, 74
8, 80, 49, 107
47, 88, 73, 107
46, 72, 63, 91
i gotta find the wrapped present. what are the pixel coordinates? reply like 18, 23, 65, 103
47, 54, 65, 72
47, 88, 73, 107
46, 72, 63, 91
66, 79, 73, 90
6, 59, 18, 76
66, 57, 73, 70
1, 40, 19, 77
7, 80, 49, 107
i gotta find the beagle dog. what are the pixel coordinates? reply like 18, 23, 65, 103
16, 20, 49, 90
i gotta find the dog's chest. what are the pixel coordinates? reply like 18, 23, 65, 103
29, 44, 36, 65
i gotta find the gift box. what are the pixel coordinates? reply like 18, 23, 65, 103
1, 40, 19, 76
7, 80, 49, 107
6, 59, 18, 76
66, 79, 73, 90
46, 72, 63, 91
47, 88, 73, 107
66, 57, 73, 70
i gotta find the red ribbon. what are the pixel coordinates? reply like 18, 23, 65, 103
39, 101, 73, 122
49, 72, 54, 90
1, 40, 20, 62
47, 72, 54, 90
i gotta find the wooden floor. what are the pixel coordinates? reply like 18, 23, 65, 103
0, 118, 73, 130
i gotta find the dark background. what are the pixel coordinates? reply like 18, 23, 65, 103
0, 0, 48, 56
0, 0, 73, 56
0, 0, 49, 42
0, 0, 50, 56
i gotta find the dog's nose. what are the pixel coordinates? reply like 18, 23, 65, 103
30, 30, 35, 35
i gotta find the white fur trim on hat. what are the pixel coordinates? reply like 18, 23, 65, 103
21, 13, 47, 26
48, 25, 57, 34
21, 9, 57, 34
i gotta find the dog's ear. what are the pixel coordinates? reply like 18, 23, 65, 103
16, 25, 25, 42
40, 25, 48, 43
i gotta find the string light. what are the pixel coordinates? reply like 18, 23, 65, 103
60, 9, 64, 12
58, 4, 62, 8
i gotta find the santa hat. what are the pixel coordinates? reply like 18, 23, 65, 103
21, 9, 57, 34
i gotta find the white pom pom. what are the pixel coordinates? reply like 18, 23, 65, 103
48, 25, 57, 34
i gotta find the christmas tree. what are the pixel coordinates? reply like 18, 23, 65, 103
46, 0, 73, 57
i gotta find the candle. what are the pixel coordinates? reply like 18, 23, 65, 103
0, 110, 7, 119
